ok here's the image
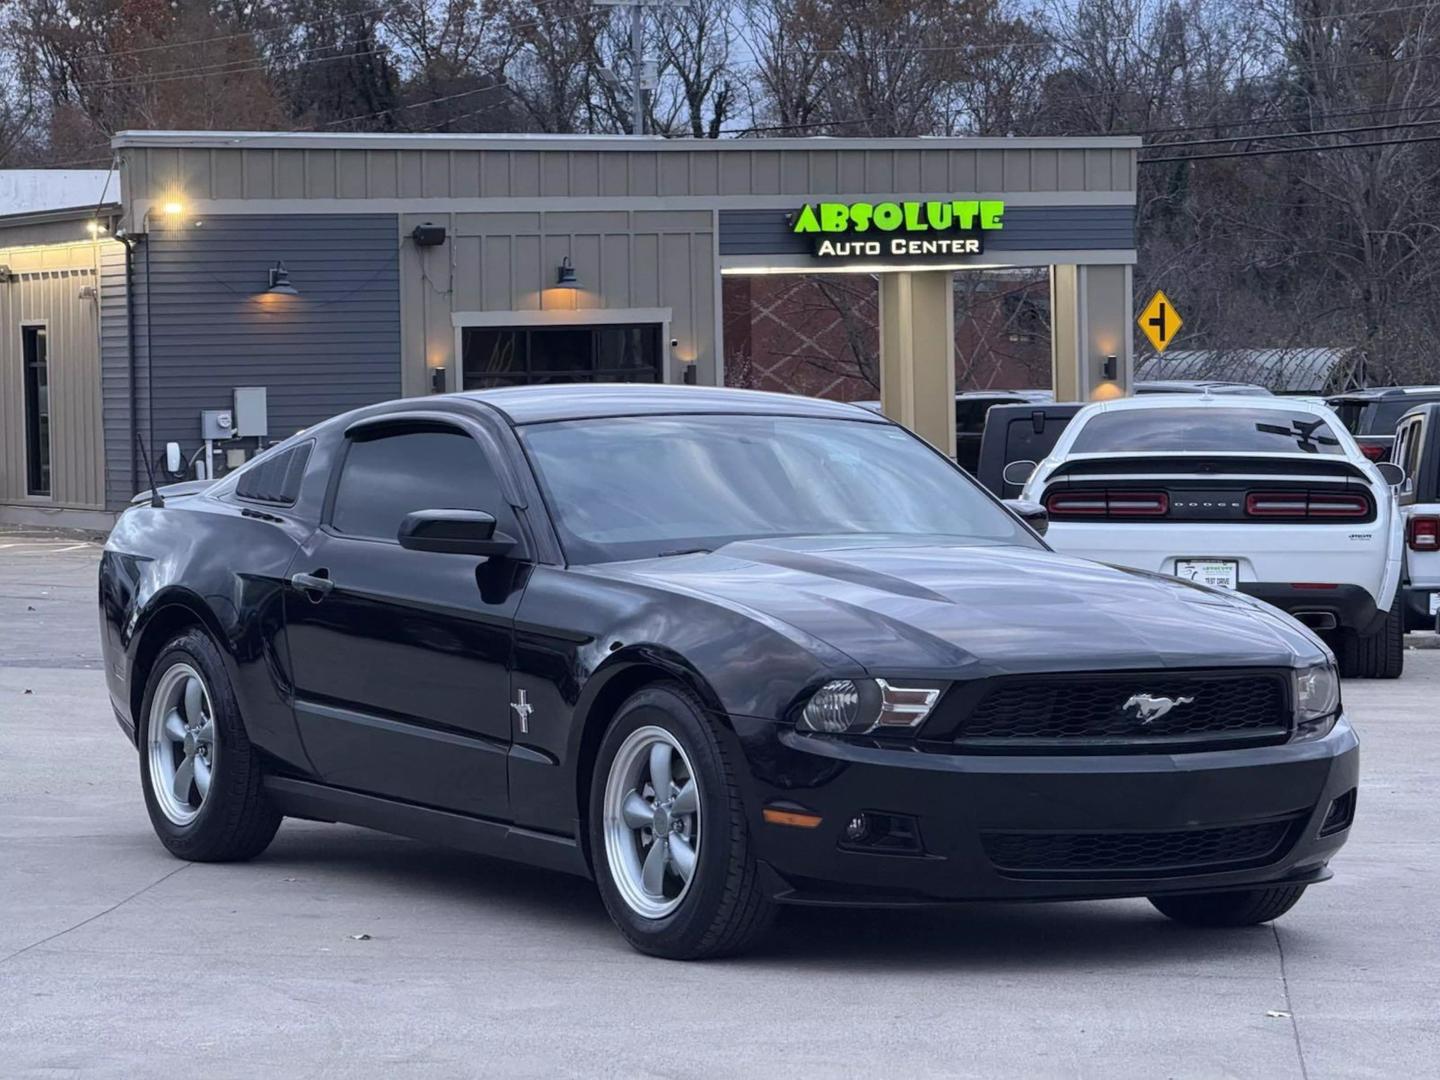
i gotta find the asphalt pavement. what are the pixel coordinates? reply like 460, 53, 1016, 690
1, 525, 1436, 1078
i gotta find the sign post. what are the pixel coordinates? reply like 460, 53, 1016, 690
1138, 290, 1182, 353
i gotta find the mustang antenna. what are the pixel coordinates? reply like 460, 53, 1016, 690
135, 431, 165, 508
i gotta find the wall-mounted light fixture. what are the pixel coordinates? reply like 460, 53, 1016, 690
86, 221, 107, 236
556, 256, 579, 288
430, 366, 447, 394
161, 200, 185, 217
1102, 353, 1118, 380
412, 223, 447, 247
267, 261, 299, 296
0, 264, 13, 284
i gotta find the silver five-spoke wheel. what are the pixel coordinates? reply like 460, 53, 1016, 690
602, 725, 701, 919
147, 663, 216, 826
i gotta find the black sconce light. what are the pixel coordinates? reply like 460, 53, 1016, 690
430, 366, 447, 394
267, 261, 299, 296
1102, 353, 1118, 380
556, 256, 579, 288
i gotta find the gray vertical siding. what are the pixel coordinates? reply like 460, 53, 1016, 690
109, 214, 400, 505
99, 239, 142, 509
0, 240, 107, 510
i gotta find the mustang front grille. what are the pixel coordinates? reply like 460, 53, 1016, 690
981, 815, 1302, 879
942, 670, 1292, 752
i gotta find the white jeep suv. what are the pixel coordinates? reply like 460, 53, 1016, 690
1015, 394, 1406, 678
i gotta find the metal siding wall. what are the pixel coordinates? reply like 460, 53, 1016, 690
717, 206, 1137, 256
406, 209, 716, 387
123, 143, 1138, 204
131, 214, 400, 485
0, 241, 106, 510
99, 239, 141, 509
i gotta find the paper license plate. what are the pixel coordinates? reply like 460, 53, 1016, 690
1175, 559, 1239, 589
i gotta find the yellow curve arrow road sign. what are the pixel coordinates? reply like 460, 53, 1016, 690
1138, 290, 1183, 353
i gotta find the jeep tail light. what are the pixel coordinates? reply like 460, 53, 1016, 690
1044, 491, 1168, 518
1408, 515, 1440, 551
1246, 491, 1370, 518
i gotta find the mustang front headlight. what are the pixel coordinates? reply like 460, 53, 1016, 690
797, 678, 944, 735
1293, 661, 1340, 741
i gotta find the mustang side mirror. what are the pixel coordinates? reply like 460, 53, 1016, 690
1376, 461, 1406, 488
398, 509, 516, 557
1004, 498, 1049, 537
1002, 459, 1037, 487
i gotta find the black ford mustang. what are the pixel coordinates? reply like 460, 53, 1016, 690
100, 386, 1358, 959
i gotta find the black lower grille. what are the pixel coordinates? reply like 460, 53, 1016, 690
982, 816, 1300, 879
952, 670, 1291, 750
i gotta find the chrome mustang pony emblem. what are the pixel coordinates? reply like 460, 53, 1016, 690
1123, 693, 1194, 724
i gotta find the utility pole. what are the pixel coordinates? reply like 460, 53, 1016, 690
630, 3, 644, 136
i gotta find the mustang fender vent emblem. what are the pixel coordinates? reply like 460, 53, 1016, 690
1122, 693, 1195, 724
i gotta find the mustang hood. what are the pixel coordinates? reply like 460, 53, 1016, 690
594, 536, 1319, 677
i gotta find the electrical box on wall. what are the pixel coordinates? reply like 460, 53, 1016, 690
233, 387, 269, 437
201, 409, 234, 440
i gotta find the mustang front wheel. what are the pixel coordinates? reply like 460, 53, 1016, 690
589, 683, 775, 959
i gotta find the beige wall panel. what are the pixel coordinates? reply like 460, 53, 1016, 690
628, 153, 659, 196
631, 233, 661, 307
0, 241, 106, 509
455, 212, 543, 235
600, 233, 631, 308
304, 151, 337, 198
1084, 149, 1111, 190
481, 236, 513, 310
368, 151, 400, 198
453, 235, 482, 303
946, 150, 979, 191
631, 210, 710, 231
717, 152, 750, 195
977, 151, 1005, 191
1029, 149, 1059, 192
178, 149, 212, 198
893, 149, 921, 191
780, 151, 810, 194
275, 150, 306, 197
544, 211, 629, 233
398, 150, 424, 197
512, 151, 541, 195
808, 150, 838, 195
863, 151, 894, 192
659, 153, 689, 196
482, 153, 511, 197
689, 152, 718, 196
1057, 150, 1086, 190
1003, 149, 1030, 191
600, 153, 629, 196
541, 154, 570, 198
422, 152, 450, 198
750, 152, 781, 194
920, 150, 947, 192
570, 152, 600, 196
242, 150, 274, 198
837, 151, 867, 191
513, 234, 544, 308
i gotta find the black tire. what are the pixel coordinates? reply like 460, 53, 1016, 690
588, 683, 775, 960
1149, 885, 1307, 927
1339, 590, 1404, 679
137, 629, 282, 861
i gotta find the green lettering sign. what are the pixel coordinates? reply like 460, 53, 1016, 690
791, 199, 1005, 235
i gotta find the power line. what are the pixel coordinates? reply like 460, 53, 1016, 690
316, 81, 510, 129
1143, 131, 1440, 164
1146, 114, 1440, 151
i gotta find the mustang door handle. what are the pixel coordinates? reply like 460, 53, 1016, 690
290, 571, 333, 598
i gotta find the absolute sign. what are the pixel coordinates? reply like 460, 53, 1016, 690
791, 200, 1004, 263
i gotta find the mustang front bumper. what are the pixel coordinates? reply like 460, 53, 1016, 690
730, 715, 1358, 905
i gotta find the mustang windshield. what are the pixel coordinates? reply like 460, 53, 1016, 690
520, 414, 1040, 564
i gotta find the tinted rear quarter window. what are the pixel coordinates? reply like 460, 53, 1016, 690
330, 426, 515, 541
1071, 408, 1346, 455
235, 442, 313, 506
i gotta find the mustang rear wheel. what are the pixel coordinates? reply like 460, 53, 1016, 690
138, 629, 282, 862
1149, 885, 1307, 926
589, 683, 775, 959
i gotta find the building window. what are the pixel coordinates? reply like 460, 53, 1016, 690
23, 326, 50, 496
1002, 293, 1047, 344
461, 324, 662, 389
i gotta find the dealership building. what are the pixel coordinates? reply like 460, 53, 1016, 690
0, 131, 1138, 527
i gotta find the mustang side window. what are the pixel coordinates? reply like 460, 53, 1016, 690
329, 425, 516, 543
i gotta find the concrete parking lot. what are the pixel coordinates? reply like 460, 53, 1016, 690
2, 524, 1437, 1079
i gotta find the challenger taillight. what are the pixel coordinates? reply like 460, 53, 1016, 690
1045, 490, 1169, 518
1245, 491, 1370, 518
1359, 443, 1388, 462
1408, 515, 1440, 551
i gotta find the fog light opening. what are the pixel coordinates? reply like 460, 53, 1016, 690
1319, 788, 1357, 837
837, 811, 923, 855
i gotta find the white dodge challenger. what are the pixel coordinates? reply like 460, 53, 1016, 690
1012, 394, 1406, 678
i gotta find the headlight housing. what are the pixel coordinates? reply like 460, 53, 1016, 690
1293, 660, 1340, 741
797, 678, 944, 735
